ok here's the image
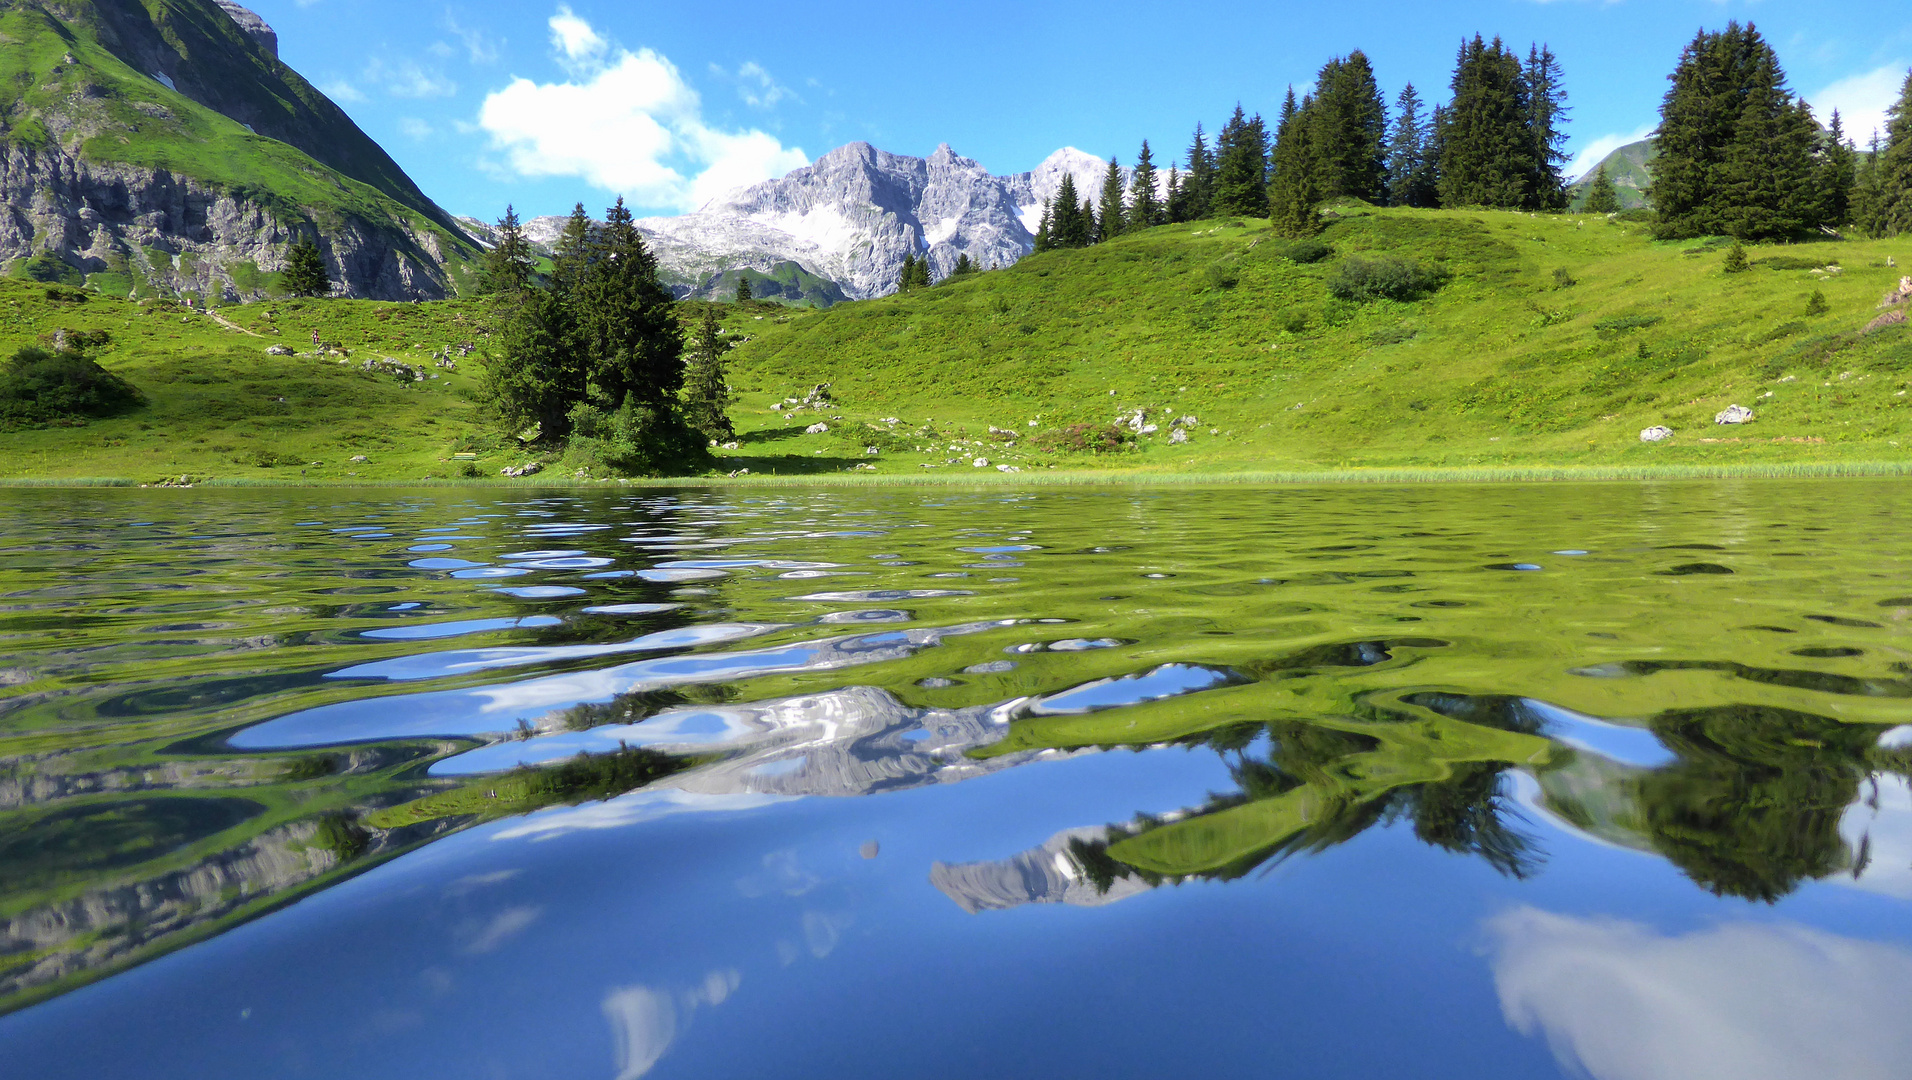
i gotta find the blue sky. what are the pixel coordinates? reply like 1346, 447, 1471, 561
249, 0, 1911, 223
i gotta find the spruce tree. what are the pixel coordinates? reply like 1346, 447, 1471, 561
1128, 140, 1161, 231
478, 205, 534, 297
1583, 162, 1621, 214
1853, 135, 1887, 236
1385, 84, 1429, 207
1164, 165, 1190, 223
1213, 105, 1270, 217
1877, 69, 1912, 236
550, 203, 595, 300
1309, 52, 1389, 203
1815, 111, 1857, 229
1268, 95, 1323, 237
1032, 199, 1054, 253
282, 238, 331, 297
681, 306, 734, 441
1417, 104, 1450, 207
951, 253, 975, 277
576, 197, 683, 410
1182, 123, 1216, 219
481, 284, 583, 440
1051, 173, 1091, 247
898, 254, 918, 292
1096, 157, 1127, 241
734, 275, 753, 304
911, 255, 932, 288
1438, 35, 1539, 210
1651, 23, 1823, 240
1524, 44, 1571, 209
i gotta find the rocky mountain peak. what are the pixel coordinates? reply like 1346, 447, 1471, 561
213, 1, 278, 58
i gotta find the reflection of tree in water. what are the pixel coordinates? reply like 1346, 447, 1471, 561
1632, 704, 1884, 903
1071, 711, 1544, 891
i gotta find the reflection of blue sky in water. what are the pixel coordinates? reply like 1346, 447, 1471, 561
1488, 907, 1912, 1080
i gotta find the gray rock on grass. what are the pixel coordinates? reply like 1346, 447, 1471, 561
1640, 426, 1673, 443
1714, 405, 1754, 425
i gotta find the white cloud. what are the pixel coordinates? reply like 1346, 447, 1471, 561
317, 78, 366, 104
478, 13, 808, 212
1566, 123, 1655, 183
1809, 63, 1910, 146
1488, 906, 1912, 1080
398, 118, 434, 140
734, 61, 794, 108
549, 5, 608, 73
365, 58, 457, 99
443, 12, 502, 65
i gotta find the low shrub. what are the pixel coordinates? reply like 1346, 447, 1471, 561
1760, 255, 1836, 271
1326, 256, 1449, 303
0, 345, 144, 422
1593, 314, 1664, 337
1033, 423, 1132, 454
1271, 238, 1333, 264
562, 401, 711, 477
1204, 261, 1240, 291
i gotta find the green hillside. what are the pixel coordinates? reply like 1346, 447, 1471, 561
1568, 139, 1657, 212
3, 203, 1911, 483
0, 0, 479, 297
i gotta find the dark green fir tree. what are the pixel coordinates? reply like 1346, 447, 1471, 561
1583, 162, 1621, 214
734, 275, 753, 304
897, 253, 919, 292
1309, 51, 1389, 203
1875, 69, 1912, 236
1213, 105, 1270, 216
577, 197, 683, 410
1180, 123, 1216, 219
1524, 44, 1571, 209
1095, 157, 1127, 241
479, 205, 535, 297
1814, 111, 1857, 229
1437, 35, 1540, 210
1128, 140, 1162, 231
1385, 84, 1432, 207
1269, 93, 1323, 237
681, 306, 734, 441
282, 238, 331, 297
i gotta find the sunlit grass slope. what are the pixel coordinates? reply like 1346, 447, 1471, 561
720, 205, 1912, 476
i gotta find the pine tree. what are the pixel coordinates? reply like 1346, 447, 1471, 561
481, 284, 583, 440
1877, 69, 1912, 236
1815, 111, 1858, 228
550, 203, 595, 299
1385, 84, 1430, 207
911, 255, 932, 288
898, 253, 918, 292
1309, 52, 1389, 203
680, 306, 734, 441
1051, 173, 1091, 247
1032, 199, 1054, 253
575, 197, 683, 410
1651, 23, 1823, 240
1128, 140, 1161, 231
1213, 105, 1270, 216
478, 205, 534, 297
734, 275, 753, 304
1164, 165, 1190, 223
282, 238, 331, 297
1854, 135, 1887, 236
1524, 44, 1571, 210
1182, 123, 1216, 219
1095, 157, 1127, 241
1438, 35, 1540, 210
951, 253, 976, 277
1418, 104, 1450, 207
1268, 95, 1322, 237
1583, 162, 1621, 214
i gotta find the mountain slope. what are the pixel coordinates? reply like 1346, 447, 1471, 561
516, 143, 1117, 304
0, 0, 478, 300
1569, 139, 1656, 211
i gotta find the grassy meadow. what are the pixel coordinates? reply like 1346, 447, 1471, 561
4, 203, 1911, 484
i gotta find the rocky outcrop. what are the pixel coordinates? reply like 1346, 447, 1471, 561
524, 143, 1120, 302
0, 140, 458, 300
212, 1, 278, 58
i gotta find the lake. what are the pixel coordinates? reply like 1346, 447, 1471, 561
2, 480, 1911, 1080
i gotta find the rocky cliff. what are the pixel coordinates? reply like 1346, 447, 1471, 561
517, 143, 1119, 303
0, 0, 477, 300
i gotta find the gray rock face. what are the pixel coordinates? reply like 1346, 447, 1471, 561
526, 143, 1117, 302
0, 141, 458, 300
213, 1, 277, 58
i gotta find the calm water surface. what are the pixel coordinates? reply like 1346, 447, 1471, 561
3, 481, 1912, 1079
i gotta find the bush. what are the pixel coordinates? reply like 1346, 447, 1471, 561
1326, 256, 1449, 303
19, 253, 82, 286
1593, 314, 1664, 337
1552, 268, 1577, 289
1272, 238, 1333, 264
1760, 255, 1836, 271
1203, 260, 1239, 290
1805, 290, 1829, 316
1722, 243, 1749, 274
1033, 423, 1132, 454
0, 346, 144, 422
562, 401, 711, 477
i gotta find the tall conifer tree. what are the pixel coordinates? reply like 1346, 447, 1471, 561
1269, 95, 1323, 237
1876, 70, 1912, 236
1182, 123, 1216, 219
1815, 111, 1858, 228
1853, 135, 1887, 236
681, 307, 734, 441
1651, 23, 1823, 240
479, 205, 534, 297
1524, 44, 1571, 209
1386, 84, 1430, 207
1437, 36, 1540, 209
1096, 157, 1127, 241
1583, 163, 1621, 214
1213, 106, 1270, 216
282, 239, 331, 298
577, 197, 682, 410
1128, 141, 1162, 231
1309, 52, 1389, 203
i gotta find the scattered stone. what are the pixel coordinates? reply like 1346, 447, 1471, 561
1640, 426, 1673, 443
349, 455, 368, 463
972, 457, 990, 468
1714, 405, 1755, 425
1881, 276, 1912, 308
1864, 310, 1908, 335
865, 446, 879, 455
1169, 428, 1189, 445
1171, 415, 1201, 428
805, 422, 829, 434
771, 403, 784, 411
995, 464, 1021, 473
726, 468, 750, 477
851, 462, 877, 471
1139, 424, 1160, 435
500, 463, 544, 478
720, 441, 740, 450
264, 344, 294, 356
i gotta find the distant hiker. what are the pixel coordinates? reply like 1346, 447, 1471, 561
311, 330, 320, 346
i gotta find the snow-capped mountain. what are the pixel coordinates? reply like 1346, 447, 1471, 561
517, 143, 1119, 302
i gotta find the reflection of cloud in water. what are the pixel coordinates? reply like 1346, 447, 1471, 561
602, 970, 741, 1080
1488, 906, 1912, 1080
460, 905, 540, 954
1839, 773, 1912, 900
489, 789, 787, 842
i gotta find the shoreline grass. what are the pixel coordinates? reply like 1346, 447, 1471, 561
8, 458, 1911, 490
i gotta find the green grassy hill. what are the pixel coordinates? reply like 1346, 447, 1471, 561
1567, 139, 1656, 212
2, 204, 1909, 483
